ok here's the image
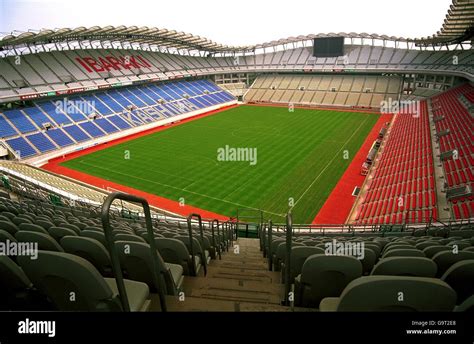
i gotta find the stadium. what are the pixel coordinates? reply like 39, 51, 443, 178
0, 0, 473, 321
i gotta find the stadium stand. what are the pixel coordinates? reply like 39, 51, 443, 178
0, 79, 235, 160
352, 100, 437, 224
0, 46, 472, 101
431, 83, 474, 220
244, 74, 401, 109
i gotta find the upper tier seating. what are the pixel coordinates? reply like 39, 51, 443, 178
0, 47, 472, 98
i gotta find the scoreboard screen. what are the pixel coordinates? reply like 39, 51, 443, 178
312, 37, 345, 57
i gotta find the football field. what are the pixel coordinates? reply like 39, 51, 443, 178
61, 105, 378, 223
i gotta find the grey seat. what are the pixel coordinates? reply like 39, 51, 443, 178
0, 229, 16, 243
81, 230, 107, 246
371, 257, 437, 277
196, 234, 215, 260
18, 223, 49, 235
36, 220, 54, 230
447, 241, 471, 251
0, 212, 16, 220
432, 251, 474, 277
18, 214, 35, 222
372, 238, 389, 249
12, 217, 32, 226
294, 254, 362, 308
0, 220, 19, 236
154, 238, 201, 276
415, 241, 439, 250
0, 256, 33, 290
48, 227, 78, 241
364, 243, 381, 258
382, 249, 425, 258
274, 242, 303, 272
83, 226, 104, 232
343, 248, 377, 275
440, 260, 474, 305
269, 238, 285, 270
422, 245, 451, 258
115, 241, 183, 295
174, 235, 208, 273
382, 244, 414, 255
60, 236, 112, 276
0, 215, 11, 222
59, 223, 81, 235
0, 255, 34, 310
319, 276, 456, 312
70, 222, 87, 231
454, 294, 474, 312
18, 251, 150, 311
161, 232, 178, 238
112, 229, 133, 236
15, 231, 64, 252
114, 234, 146, 243
284, 246, 325, 284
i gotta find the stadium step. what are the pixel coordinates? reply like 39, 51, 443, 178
151, 238, 289, 311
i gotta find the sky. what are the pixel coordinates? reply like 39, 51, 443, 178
0, 0, 452, 46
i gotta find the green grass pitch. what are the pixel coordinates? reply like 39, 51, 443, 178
61, 105, 378, 223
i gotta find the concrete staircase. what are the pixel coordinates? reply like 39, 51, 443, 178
152, 238, 294, 311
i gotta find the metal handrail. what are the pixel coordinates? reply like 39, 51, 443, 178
187, 213, 207, 276
267, 219, 273, 271
283, 212, 292, 306
102, 192, 167, 312
212, 219, 222, 260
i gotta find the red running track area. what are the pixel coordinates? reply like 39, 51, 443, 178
42, 105, 238, 221
312, 113, 393, 224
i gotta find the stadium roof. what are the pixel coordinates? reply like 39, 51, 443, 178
0, 1, 471, 54
0, 26, 255, 53
414, 0, 474, 46
0, 29, 423, 55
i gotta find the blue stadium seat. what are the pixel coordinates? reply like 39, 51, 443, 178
118, 89, 147, 108
63, 125, 91, 142
149, 86, 173, 101
79, 122, 105, 138
94, 94, 124, 112
107, 90, 133, 108
6, 137, 37, 158
45, 128, 74, 147
108, 115, 132, 130
0, 115, 18, 138
129, 88, 156, 106
26, 132, 56, 153
36, 102, 71, 125
81, 95, 113, 116
61, 99, 88, 121
22, 107, 53, 128
3, 110, 37, 133
196, 96, 212, 107
94, 118, 119, 134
